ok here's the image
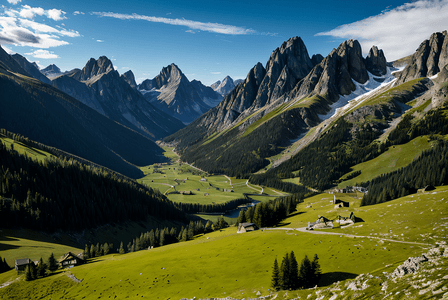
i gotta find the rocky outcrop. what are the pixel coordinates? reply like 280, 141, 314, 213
311, 54, 324, 66
366, 46, 387, 76
121, 70, 137, 89
138, 63, 222, 124
11, 54, 51, 84
397, 31, 448, 84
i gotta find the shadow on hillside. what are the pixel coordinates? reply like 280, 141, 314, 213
287, 212, 305, 218
0, 235, 20, 251
318, 272, 358, 287
354, 216, 364, 223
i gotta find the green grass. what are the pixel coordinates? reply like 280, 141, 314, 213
281, 185, 448, 244
0, 226, 423, 299
338, 136, 432, 187
0, 135, 53, 164
0, 229, 82, 268
138, 147, 268, 204
2, 186, 446, 299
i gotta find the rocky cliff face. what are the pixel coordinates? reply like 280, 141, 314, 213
11, 54, 51, 84
365, 46, 387, 76
52, 57, 184, 140
121, 70, 137, 89
138, 63, 222, 124
397, 31, 448, 84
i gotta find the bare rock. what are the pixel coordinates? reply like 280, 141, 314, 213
366, 46, 387, 76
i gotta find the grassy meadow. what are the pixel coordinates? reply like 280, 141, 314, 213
2, 185, 447, 299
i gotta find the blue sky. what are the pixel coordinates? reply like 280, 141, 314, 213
1, 0, 447, 85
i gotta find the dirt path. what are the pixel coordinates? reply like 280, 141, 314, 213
0, 277, 20, 289
264, 227, 433, 247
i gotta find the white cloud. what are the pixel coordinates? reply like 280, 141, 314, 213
316, 0, 448, 61
96, 39, 104, 42
73, 11, 85, 15
92, 11, 255, 35
0, 6, 79, 48
186, 30, 195, 34
210, 71, 221, 75
17, 5, 66, 21
46, 9, 66, 21
25, 49, 59, 59
7, 0, 22, 5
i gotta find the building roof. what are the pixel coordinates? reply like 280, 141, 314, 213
60, 252, 84, 263
15, 258, 31, 266
240, 222, 256, 228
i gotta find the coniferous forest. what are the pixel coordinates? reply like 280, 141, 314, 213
0, 137, 188, 232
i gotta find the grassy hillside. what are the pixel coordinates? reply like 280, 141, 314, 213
2, 186, 446, 299
338, 135, 433, 187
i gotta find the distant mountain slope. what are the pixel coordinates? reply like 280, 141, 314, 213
0, 46, 164, 179
138, 64, 223, 124
11, 54, 51, 84
211, 76, 239, 96
51, 57, 184, 140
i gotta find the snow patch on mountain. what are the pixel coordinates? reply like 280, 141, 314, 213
318, 67, 398, 121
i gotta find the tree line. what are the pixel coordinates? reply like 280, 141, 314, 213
271, 251, 321, 291
361, 139, 448, 206
0, 138, 188, 232
174, 197, 249, 214
83, 218, 229, 258
236, 195, 303, 228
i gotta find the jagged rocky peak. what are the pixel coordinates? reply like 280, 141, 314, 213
253, 36, 313, 108
152, 63, 186, 88
75, 56, 115, 82
397, 31, 448, 84
337, 39, 369, 84
121, 70, 137, 89
212, 76, 236, 96
138, 79, 154, 91
365, 45, 387, 76
41, 64, 62, 78
311, 54, 324, 66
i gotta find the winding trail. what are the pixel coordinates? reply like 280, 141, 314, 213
263, 227, 433, 247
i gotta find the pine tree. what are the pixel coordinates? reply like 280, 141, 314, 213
279, 253, 290, 290
30, 262, 37, 279
118, 241, 125, 254
37, 257, 46, 278
271, 258, 280, 291
90, 244, 96, 258
298, 255, 312, 288
25, 265, 32, 281
311, 254, 321, 286
48, 253, 58, 272
289, 251, 299, 290
103, 243, 110, 255
83, 244, 90, 259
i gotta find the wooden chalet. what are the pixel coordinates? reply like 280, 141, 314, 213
60, 252, 84, 268
237, 222, 259, 233
15, 258, 33, 272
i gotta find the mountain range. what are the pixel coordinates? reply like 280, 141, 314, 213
164, 32, 448, 179
0, 46, 166, 179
